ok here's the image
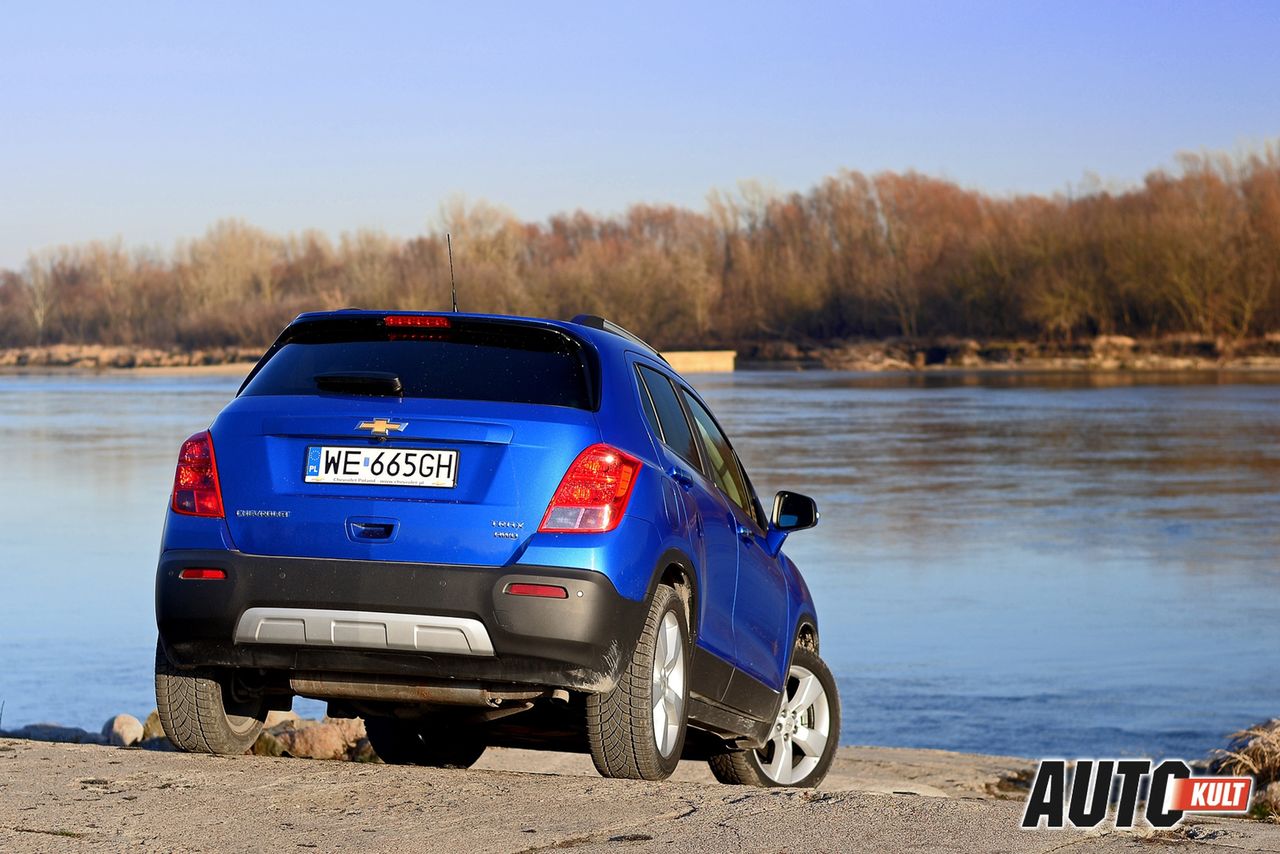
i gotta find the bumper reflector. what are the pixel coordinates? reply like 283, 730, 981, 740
505, 583, 568, 599
180, 567, 227, 580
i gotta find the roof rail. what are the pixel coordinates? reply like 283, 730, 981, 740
569, 315, 669, 365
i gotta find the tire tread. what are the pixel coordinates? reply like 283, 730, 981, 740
154, 640, 263, 755
586, 585, 686, 780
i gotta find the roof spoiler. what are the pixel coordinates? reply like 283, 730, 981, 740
569, 315, 669, 365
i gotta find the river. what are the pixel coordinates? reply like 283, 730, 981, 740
1, 369, 1276, 759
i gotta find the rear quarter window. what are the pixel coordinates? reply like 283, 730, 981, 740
636, 365, 701, 467
240, 317, 597, 409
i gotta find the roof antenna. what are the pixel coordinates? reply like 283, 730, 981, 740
446, 233, 458, 312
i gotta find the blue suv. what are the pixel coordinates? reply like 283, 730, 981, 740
155, 311, 840, 787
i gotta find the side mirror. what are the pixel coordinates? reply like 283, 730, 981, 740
771, 491, 819, 532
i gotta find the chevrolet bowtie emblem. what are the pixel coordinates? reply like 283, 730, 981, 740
356, 418, 407, 436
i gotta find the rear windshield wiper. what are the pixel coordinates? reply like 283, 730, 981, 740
313, 372, 403, 396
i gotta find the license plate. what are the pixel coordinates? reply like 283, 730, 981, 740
304, 446, 459, 488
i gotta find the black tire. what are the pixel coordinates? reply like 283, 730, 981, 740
586, 584, 689, 780
708, 645, 840, 788
364, 713, 487, 768
154, 639, 266, 755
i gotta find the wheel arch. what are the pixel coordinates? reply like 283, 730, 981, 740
795, 619, 819, 654
644, 546, 699, 643
768, 614, 821, 721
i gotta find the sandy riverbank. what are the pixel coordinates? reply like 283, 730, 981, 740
1, 739, 1277, 852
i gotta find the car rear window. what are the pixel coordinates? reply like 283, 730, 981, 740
239, 316, 597, 409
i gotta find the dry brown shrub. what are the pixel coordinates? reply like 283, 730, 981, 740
1213, 719, 1280, 786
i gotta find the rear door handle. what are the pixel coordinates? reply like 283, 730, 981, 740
667, 466, 694, 490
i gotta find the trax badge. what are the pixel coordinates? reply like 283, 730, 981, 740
356, 418, 407, 436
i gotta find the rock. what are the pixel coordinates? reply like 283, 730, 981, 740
1092, 335, 1137, 355
7, 724, 107, 745
264, 709, 300, 730
102, 714, 144, 747
274, 723, 349, 760
142, 709, 165, 741
106, 348, 136, 368
324, 716, 366, 747
251, 731, 286, 757
350, 737, 380, 763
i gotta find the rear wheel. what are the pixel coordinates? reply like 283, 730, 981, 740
364, 713, 487, 768
586, 584, 689, 780
708, 645, 840, 788
154, 639, 266, 755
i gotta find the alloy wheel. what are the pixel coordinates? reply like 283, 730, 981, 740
757, 664, 831, 784
651, 610, 685, 757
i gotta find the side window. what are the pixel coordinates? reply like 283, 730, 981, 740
680, 390, 755, 521
636, 366, 701, 468
636, 372, 662, 439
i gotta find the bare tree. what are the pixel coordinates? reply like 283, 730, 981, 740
3, 142, 1280, 350
22, 252, 55, 345
179, 219, 279, 310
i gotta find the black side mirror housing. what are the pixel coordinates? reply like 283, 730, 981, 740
771, 491, 819, 532
765, 491, 818, 556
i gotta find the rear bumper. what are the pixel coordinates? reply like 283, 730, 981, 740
155, 549, 648, 693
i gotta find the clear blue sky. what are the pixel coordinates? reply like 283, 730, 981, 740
2, 0, 1277, 267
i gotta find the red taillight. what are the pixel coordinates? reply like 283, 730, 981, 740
505, 583, 569, 599
384, 315, 450, 328
171, 431, 225, 518
180, 567, 227, 580
538, 443, 641, 533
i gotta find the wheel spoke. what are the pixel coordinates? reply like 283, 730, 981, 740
662, 616, 681, 669
654, 623, 669, 673
792, 725, 827, 759
667, 664, 684, 696
766, 737, 794, 783
789, 673, 822, 714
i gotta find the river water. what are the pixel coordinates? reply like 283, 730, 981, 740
1, 370, 1276, 759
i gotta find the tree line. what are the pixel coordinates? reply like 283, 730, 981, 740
3, 146, 1278, 351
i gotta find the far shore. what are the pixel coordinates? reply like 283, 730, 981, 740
3, 335, 1280, 376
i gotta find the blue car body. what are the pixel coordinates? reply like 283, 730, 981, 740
156, 310, 820, 749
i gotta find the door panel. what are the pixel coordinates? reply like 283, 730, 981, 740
729, 511, 789, 691
678, 388, 791, 693
682, 468, 741, 667
633, 362, 737, 667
